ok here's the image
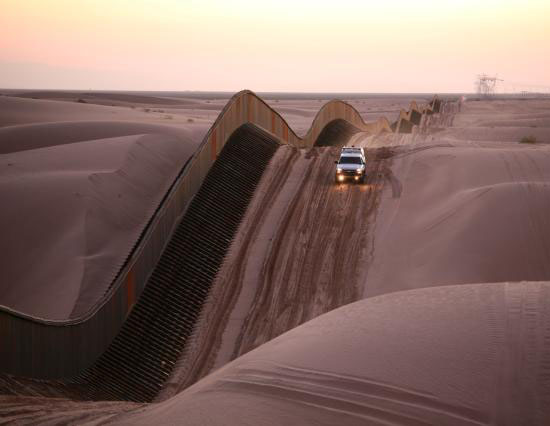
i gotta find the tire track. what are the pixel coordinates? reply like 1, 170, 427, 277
162, 146, 300, 397
161, 143, 391, 395
235, 146, 389, 356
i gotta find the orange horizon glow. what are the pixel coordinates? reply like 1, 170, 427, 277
1, 0, 549, 92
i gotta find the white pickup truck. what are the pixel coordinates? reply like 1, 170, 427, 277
334, 147, 366, 184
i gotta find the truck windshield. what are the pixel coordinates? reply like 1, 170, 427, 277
338, 156, 362, 165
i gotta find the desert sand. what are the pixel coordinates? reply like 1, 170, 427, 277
0, 92, 421, 319
0, 91, 423, 136
162, 142, 391, 394
156, 97, 550, 425
2, 93, 550, 424
0, 94, 206, 319
159, 101, 451, 395
0, 132, 199, 319
364, 99, 550, 297
116, 281, 550, 425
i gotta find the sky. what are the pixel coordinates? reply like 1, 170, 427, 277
1, 0, 549, 93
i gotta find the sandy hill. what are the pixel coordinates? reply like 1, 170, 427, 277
113, 281, 550, 425
154, 97, 550, 402
0, 94, 206, 319
1, 94, 550, 424
365, 99, 550, 297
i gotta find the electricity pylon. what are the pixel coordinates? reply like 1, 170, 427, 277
476, 74, 503, 97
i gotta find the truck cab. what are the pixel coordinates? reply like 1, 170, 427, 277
335, 147, 366, 183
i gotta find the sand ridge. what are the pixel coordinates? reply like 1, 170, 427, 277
113, 281, 550, 425
0, 92, 227, 319
0, 132, 198, 319
365, 98, 550, 298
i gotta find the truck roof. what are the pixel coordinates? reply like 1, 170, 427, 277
342, 146, 363, 152
340, 146, 365, 159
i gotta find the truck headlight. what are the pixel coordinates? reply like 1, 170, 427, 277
337, 168, 343, 173
356, 168, 362, 174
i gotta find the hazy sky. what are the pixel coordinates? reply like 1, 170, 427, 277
1, 0, 549, 92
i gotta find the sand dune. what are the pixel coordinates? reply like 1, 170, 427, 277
0, 395, 143, 424
0, 120, 200, 154
157, 97, 550, 403
1, 91, 423, 138
0, 128, 198, 319
0, 95, 159, 127
114, 281, 550, 425
0, 92, 418, 338
0, 96, 214, 139
2, 94, 550, 423
439, 126, 550, 143
10, 90, 186, 105
0, 92, 224, 319
365, 99, 550, 297
8, 282, 548, 424
164, 143, 390, 392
